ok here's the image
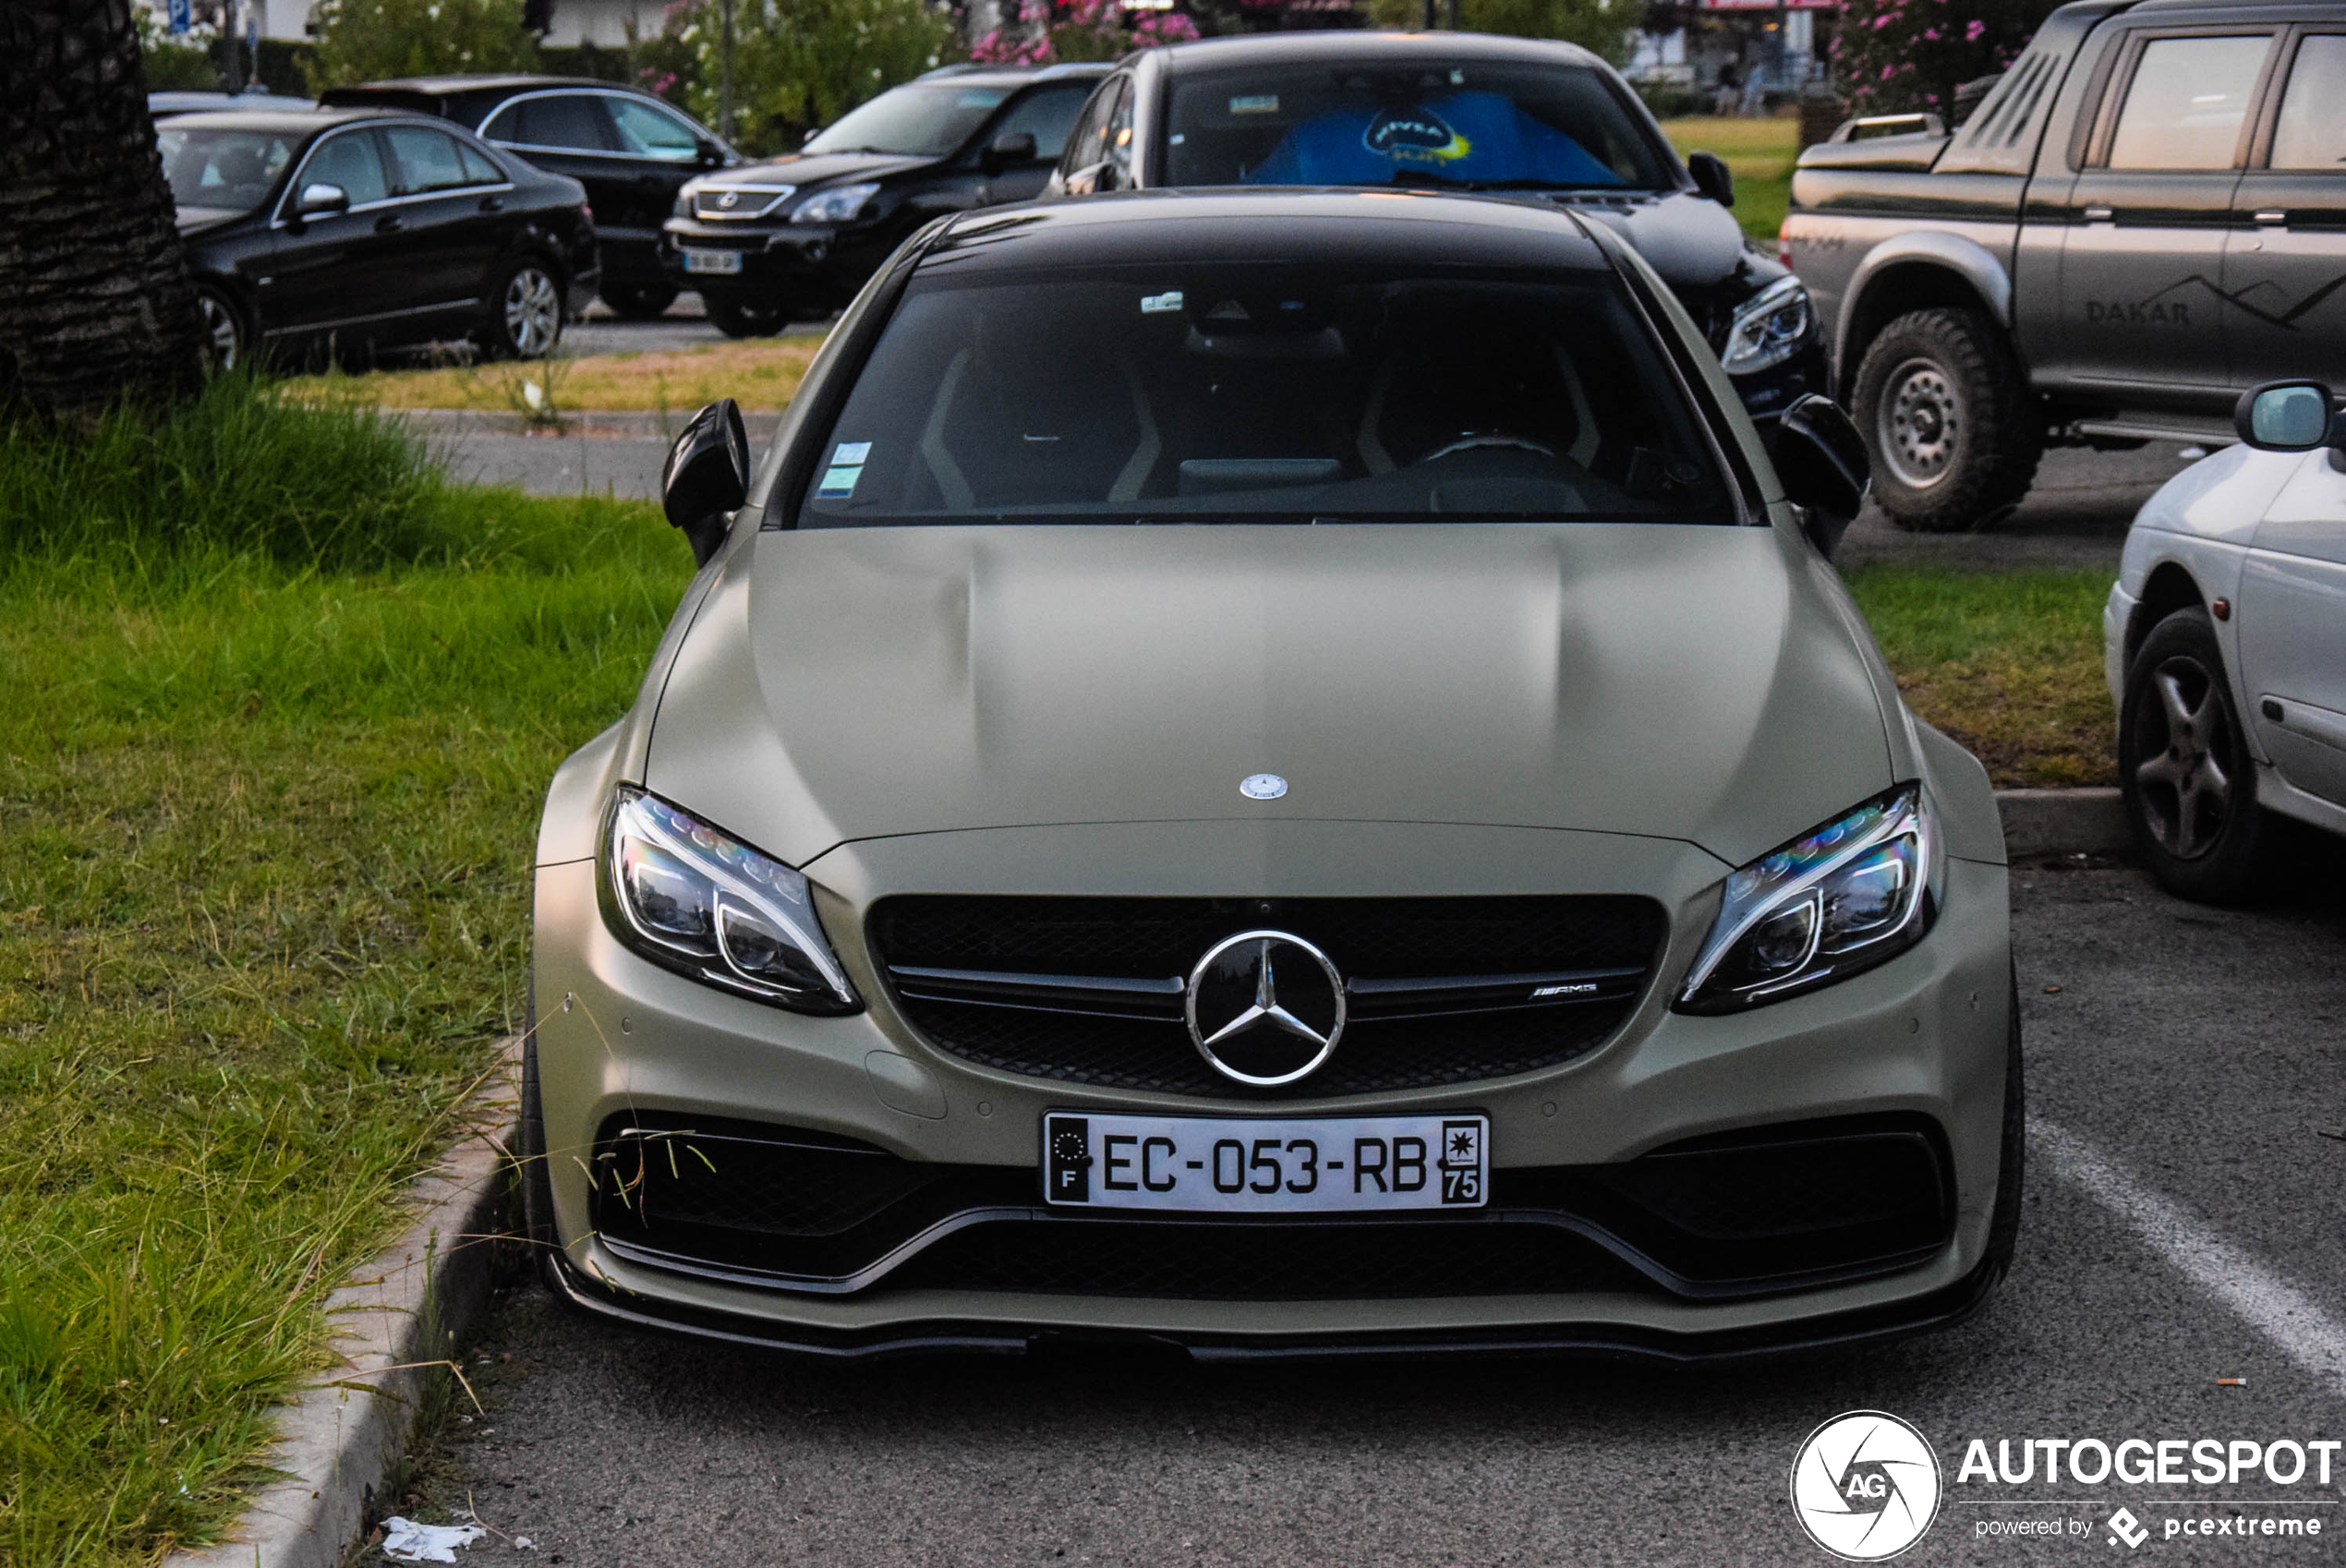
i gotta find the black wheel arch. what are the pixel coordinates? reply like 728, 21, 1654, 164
1841, 261, 2013, 395
2126, 562, 2208, 671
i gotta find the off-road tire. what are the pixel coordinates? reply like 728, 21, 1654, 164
706, 294, 791, 338
2119, 607, 2286, 903
1854, 307, 2042, 533
599, 282, 679, 320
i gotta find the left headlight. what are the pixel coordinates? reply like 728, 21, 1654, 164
600, 788, 862, 1015
672, 181, 698, 219
1676, 784, 1940, 1014
792, 181, 879, 225
1720, 274, 1815, 377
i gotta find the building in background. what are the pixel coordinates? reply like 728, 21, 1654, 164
1627, 0, 1839, 110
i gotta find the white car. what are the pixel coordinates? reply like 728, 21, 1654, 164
2105, 381, 2346, 901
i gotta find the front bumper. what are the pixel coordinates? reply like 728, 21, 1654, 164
658, 217, 893, 309
531, 820, 2013, 1357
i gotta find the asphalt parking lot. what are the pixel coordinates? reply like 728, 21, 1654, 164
377, 862, 2345, 1567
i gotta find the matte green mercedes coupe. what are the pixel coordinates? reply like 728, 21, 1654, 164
524, 189, 2022, 1361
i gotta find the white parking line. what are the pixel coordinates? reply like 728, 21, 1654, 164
2030, 1117, 2346, 1401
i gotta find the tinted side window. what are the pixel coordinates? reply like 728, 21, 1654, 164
501, 94, 616, 151
1106, 82, 1136, 185
2270, 34, 2346, 171
607, 96, 705, 160
457, 139, 504, 185
301, 129, 389, 206
990, 84, 1092, 162
2107, 35, 2270, 170
383, 125, 480, 193
1060, 78, 1125, 175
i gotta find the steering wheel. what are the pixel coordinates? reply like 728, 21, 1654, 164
1411, 432, 1560, 464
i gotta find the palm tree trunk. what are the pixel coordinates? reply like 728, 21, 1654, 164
0, 0, 205, 416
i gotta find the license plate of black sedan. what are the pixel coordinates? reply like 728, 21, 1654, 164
1043, 1112, 1487, 1213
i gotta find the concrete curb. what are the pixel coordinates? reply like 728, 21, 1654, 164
163, 1043, 521, 1568
1996, 786, 2129, 859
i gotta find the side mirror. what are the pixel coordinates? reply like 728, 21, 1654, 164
296, 182, 348, 218
695, 138, 727, 167
662, 398, 750, 566
982, 129, 1038, 176
2234, 380, 2339, 451
1687, 151, 1734, 209
1775, 393, 1870, 560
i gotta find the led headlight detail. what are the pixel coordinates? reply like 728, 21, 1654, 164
1719, 275, 1815, 377
792, 182, 879, 225
601, 788, 861, 1014
1676, 784, 1940, 1013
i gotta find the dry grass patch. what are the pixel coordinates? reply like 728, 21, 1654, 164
287, 337, 820, 415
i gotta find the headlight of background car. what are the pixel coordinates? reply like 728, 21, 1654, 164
600, 788, 861, 1015
1719, 275, 1815, 377
673, 183, 697, 219
792, 182, 879, 225
1676, 784, 1940, 1014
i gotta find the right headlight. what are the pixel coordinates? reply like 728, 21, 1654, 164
1675, 783, 1941, 1014
792, 181, 880, 225
599, 788, 861, 1015
1719, 274, 1815, 377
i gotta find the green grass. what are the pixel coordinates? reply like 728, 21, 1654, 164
0, 378, 691, 1565
1660, 115, 1797, 243
1846, 565, 2118, 789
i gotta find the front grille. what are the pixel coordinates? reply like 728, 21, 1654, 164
866, 895, 1668, 1099
692, 184, 794, 220
590, 1114, 1952, 1303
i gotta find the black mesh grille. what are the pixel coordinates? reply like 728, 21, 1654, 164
889, 1217, 1651, 1300
868, 895, 1667, 1098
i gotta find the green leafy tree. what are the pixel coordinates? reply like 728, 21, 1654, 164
1831, 0, 2059, 118
655, 0, 958, 156
302, 0, 543, 92
1363, 0, 1634, 64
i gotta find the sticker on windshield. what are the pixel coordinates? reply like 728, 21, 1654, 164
816, 455, 865, 499
1141, 291, 1184, 314
1229, 94, 1279, 115
831, 440, 872, 464
1364, 106, 1471, 163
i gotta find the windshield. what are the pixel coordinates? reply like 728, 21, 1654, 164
800, 262, 1730, 527
158, 127, 297, 213
1164, 63, 1675, 191
802, 84, 1010, 158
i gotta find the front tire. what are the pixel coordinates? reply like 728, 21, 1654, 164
479, 259, 565, 360
599, 282, 679, 320
705, 294, 791, 338
195, 284, 248, 371
1853, 307, 2041, 532
2119, 607, 2282, 902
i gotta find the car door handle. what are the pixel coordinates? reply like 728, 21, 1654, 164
2082, 205, 2114, 223
2254, 208, 2288, 226
374, 213, 405, 234
478, 195, 504, 211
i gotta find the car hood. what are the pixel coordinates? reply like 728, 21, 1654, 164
707, 151, 931, 191
1555, 189, 1748, 292
645, 524, 1894, 871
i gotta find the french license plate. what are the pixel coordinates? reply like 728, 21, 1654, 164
682, 248, 743, 275
1043, 1111, 1487, 1214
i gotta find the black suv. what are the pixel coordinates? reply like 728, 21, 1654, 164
1040, 33, 1826, 428
321, 75, 736, 319
659, 63, 1109, 337
162, 108, 597, 367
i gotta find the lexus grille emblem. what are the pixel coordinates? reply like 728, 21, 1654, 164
1185, 930, 1346, 1087
717, 190, 741, 209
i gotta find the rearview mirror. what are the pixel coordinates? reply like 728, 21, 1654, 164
296, 181, 348, 218
982, 129, 1037, 176
1687, 151, 1734, 208
662, 398, 750, 566
1774, 394, 1870, 559
2234, 380, 2339, 452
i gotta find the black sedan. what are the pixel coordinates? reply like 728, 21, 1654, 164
1044, 32, 1827, 427
658, 63, 1107, 337
161, 108, 598, 367
321, 76, 736, 320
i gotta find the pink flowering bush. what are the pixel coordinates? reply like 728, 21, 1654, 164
1831, 0, 2057, 120
973, 0, 1201, 66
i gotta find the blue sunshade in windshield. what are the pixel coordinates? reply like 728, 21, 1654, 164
1240, 91, 1624, 187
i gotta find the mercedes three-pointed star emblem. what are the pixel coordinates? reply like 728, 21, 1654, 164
1184, 929, 1347, 1087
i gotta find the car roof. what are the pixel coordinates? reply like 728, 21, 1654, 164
333, 74, 631, 95
1149, 30, 1612, 73
151, 89, 318, 114
153, 106, 399, 133
905, 62, 1114, 89
924, 188, 1611, 274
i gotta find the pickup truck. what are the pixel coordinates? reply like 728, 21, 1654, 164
1784, 0, 2346, 531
